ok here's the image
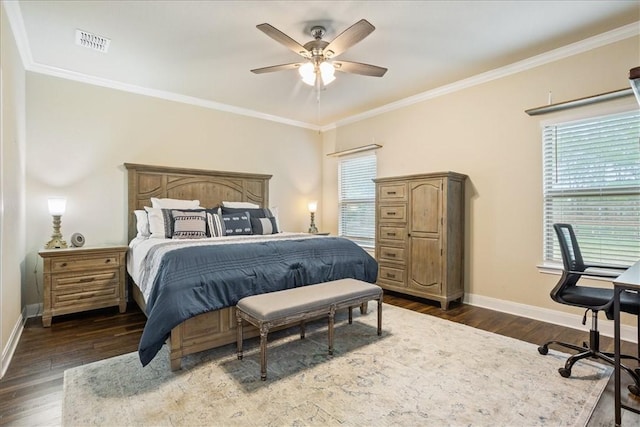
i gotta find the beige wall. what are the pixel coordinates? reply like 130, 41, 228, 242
1, 2, 27, 377
323, 36, 640, 321
23, 74, 322, 305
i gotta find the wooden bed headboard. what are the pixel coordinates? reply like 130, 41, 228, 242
125, 163, 272, 241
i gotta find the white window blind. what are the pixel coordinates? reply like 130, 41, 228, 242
339, 154, 376, 247
543, 109, 640, 266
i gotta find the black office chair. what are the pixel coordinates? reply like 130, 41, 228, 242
538, 223, 640, 396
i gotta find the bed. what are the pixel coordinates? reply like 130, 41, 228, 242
125, 163, 378, 369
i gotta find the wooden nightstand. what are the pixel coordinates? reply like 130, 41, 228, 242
39, 245, 128, 327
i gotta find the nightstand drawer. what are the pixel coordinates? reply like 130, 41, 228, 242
51, 271, 119, 293
51, 254, 120, 273
53, 283, 120, 307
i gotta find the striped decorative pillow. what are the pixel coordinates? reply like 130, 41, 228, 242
250, 217, 279, 235
206, 210, 224, 237
171, 210, 207, 239
145, 207, 174, 238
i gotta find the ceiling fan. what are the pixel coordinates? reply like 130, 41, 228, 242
251, 19, 388, 90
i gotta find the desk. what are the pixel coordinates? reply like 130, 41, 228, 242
613, 260, 640, 425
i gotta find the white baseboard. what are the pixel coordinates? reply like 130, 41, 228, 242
464, 293, 638, 344
1, 307, 27, 380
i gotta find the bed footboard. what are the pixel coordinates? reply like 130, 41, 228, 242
131, 281, 259, 370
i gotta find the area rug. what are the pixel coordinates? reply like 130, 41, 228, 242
62, 303, 611, 426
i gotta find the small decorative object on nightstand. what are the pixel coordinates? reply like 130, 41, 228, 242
45, 197, 68, 249
308, 200, 318, 234
39, 245, 128, 327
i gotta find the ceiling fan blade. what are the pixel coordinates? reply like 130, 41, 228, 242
251, 63, 302, 74
324, 19, 375, 58
256, 23, 310, 58
333, 61, 387, 77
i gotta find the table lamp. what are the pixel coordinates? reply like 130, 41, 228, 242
308, 201, 318, 234
45, 197, 68, 249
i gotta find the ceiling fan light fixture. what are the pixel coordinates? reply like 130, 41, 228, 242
299, 62, 316, 85
319, 62, 336, 85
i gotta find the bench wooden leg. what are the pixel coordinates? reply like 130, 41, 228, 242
259, 323, 269, 381
348, 306, 353, 324
300, 320, 306, 339
360, 302, 368, 315
236, 310, 243, 360
377, 297, 382, 336
328, 306, 336, 356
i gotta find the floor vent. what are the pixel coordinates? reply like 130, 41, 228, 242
75, 29, 111, 53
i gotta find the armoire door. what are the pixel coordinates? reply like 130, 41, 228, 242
409, 179, 443, 292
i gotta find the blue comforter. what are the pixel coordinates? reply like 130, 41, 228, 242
139, 237, 378, 365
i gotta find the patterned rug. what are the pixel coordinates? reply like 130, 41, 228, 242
63, 303, 611, 426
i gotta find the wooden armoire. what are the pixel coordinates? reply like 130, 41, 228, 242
374, 172, 467, 309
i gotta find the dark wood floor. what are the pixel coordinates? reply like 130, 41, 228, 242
1, 292, 639, 426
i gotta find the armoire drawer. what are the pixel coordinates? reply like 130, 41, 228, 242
378, 205, 406, 222
378, 264, 406, 285
378, 246, 405, 263
378, 225, 406, 242
378, 183, 407, 201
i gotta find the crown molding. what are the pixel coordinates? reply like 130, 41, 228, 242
4, 1, 637, 133
2, 0, 33, 67
2, 1, 320, 131
330, 21, 640, 129
27, 62, 320, 131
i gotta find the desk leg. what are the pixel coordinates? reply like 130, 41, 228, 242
614, 286, 622, 426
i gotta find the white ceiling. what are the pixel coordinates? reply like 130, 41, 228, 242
7, 1, 640, 128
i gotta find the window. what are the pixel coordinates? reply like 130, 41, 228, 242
339, 154, 376, 247
543, 109, 640, 266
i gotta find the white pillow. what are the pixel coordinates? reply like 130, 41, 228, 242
222, 201, 260, 208
145, 207, 172, 238
151, 197, 201, 209
134, 210, 150, 238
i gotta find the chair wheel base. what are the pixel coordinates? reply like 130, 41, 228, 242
559, 367, 571, 378
538, 346, 548, 355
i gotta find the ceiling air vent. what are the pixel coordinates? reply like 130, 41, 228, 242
75, 29, 111, 53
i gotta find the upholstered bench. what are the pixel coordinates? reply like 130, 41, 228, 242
235, 278, 383, 380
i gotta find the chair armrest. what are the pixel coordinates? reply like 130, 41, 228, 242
568, 269, 622, 279
584, 262, 628, 271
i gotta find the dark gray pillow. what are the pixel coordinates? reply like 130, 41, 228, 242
221, 212, 252, 236
221, 206, 272, 219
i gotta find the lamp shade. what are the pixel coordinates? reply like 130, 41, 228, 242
48, 197, 66, 215
308, 201, 318, 213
